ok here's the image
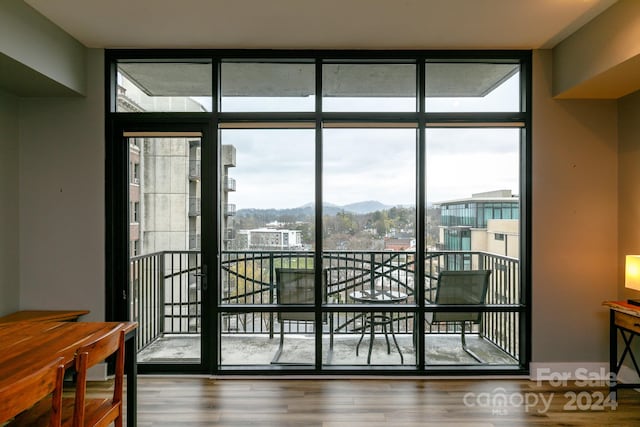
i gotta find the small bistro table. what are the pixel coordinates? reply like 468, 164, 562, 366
350, 289, 408, 364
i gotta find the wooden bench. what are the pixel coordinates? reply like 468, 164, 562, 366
0, 310, 90, 323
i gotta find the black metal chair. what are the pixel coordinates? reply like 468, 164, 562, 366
426, 270, 491, 362
271, 268, 333, 364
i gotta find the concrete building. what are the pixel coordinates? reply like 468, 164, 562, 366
119, 74, 237, 256
119, 75, 207, 255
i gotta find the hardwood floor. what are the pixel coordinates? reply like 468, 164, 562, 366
86, 377, 640, 426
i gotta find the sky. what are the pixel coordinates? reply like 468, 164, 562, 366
220, 73, 521, 210
223, 126, 519, 210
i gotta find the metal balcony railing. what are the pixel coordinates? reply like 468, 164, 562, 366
129, 250, 522, 361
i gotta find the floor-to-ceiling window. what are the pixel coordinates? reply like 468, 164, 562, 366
106, 50, 531, 375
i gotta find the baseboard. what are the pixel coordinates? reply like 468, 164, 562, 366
529, 362, 610, 382
86, 362, 108, 381
616, 365, 640, 384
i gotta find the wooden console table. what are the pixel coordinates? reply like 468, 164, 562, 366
603, 301, 640, 398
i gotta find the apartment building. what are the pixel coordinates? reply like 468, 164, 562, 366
119, 75, 237, 256
235, 228, 304, 250
436, 190, 519, 258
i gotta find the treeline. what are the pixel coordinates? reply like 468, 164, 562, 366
234, 205, 442, 250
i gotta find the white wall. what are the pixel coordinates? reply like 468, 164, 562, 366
0, 89, 20, 316
532, 50, 618, 364
18, 49, 104, 320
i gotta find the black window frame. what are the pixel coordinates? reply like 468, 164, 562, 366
105, 49, 532, 377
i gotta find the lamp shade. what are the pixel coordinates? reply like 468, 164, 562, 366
626, 255, 640, 291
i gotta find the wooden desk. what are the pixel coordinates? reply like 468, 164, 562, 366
0, 321, 137, 425
603, 301, 640, 399
0, 310, 90, 323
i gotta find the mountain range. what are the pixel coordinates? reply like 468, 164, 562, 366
237, 200, 392, 218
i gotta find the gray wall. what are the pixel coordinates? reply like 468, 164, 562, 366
0, 0, 85, 95
619, 90, 640, 298
0, 89, 20, 315
18, 49, 104, 321
532, 50, 618, 363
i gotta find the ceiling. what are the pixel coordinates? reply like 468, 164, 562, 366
24, 0, 618, 50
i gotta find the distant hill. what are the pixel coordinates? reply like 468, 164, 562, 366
236, 200, 393, 218
341, 200, 391, 214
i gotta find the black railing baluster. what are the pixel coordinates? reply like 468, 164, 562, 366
159, 253, 165, 335
269, 251, 274, 338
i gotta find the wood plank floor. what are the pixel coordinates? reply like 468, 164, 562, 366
86, 377, 640, 426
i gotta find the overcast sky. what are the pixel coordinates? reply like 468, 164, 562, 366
222, 126, 519, 210
210, 73, 521, 210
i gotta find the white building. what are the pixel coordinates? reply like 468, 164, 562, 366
236, 228, 303, 250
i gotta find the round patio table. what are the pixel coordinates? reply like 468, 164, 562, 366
349, 289, 408, 364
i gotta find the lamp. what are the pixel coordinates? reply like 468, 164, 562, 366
625, 255, 640, 306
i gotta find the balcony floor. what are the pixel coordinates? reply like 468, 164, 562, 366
138, 333, 518, 367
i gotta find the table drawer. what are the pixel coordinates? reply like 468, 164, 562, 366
615, 311, 640, 334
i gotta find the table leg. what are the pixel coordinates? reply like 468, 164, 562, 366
356, 313, 367, 357
125, 330, 137, 427
381, 316, 391, 354
367, 317, 375, 364
388, 314, 404, 364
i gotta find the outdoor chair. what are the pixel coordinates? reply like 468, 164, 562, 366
272, 268, 333, 364
426, 269, 491, 362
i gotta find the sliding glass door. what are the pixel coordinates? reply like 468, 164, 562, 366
109, 121, 214, 374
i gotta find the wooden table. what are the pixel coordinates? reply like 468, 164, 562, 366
603, 300, 640, 400
0, 310, 90, 323
0, 321, 137, 425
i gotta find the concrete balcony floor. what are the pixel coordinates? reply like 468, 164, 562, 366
138, 333, 518, 367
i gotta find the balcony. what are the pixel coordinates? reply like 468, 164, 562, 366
224, 203, 236, 217
189, 160, 201, 181
131, 250, 521, 367
224, 175, 236, 192
189, 197, 201, 216
223, 228, 235, 241
189, 233, 201, 250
